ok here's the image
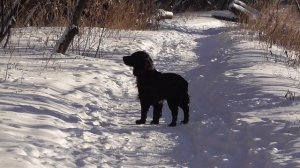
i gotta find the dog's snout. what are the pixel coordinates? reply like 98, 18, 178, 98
123, 56, 133, 66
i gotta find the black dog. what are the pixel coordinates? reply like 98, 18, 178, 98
123, 51, 189, 127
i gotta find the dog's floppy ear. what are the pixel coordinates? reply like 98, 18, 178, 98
134, 51, 154, 70
144, 56, 154, 70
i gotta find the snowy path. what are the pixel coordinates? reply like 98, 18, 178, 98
1, 12, 300, 168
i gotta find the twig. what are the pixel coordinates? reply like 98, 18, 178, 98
3, 26, 11, 48
295, 0, 300, 12
4, 52, 13, 81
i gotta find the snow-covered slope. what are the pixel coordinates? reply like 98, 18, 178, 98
1, 12, 300, 168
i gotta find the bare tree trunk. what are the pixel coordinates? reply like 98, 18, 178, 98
0, 0, 38, 44
54, 0, 89, 54
1, 0, 4, 34
0, 0, 19, 44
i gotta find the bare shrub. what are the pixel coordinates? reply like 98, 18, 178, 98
13, 0, 156, 30
15, 0, 73, 27
240, 0, 300, 64
2, 1, 157, 57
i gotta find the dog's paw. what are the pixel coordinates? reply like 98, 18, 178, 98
168, 122, 176, 127
180, 120, 189, 125
150, 120, 159, 125
136, 119, 146, 125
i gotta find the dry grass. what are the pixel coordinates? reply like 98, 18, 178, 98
13, 0, 155, 30
15, 0, 72, 27
240, 0, 300, 63
84, 1, 155, 30
2, 1, 156, 57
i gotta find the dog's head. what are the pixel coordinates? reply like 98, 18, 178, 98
123, 51, 154, 76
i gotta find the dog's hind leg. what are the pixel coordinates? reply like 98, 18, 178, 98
179, 103, 189, 124
167, 100, 178, 127
151, 102, 163, 125
179, 92, 190, 124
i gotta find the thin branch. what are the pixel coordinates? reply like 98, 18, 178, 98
295, 0, 300, 12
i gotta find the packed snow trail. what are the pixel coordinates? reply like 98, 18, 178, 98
1, 12, 300, 168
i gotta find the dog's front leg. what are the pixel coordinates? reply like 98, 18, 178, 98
136, 101, 150, 124
151, 102, 163, 124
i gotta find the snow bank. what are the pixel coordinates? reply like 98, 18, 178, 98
1, 12, 300, 168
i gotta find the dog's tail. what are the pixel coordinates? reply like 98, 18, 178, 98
182, 80, 190, 104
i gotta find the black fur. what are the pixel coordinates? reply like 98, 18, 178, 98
123, 51, 189, 127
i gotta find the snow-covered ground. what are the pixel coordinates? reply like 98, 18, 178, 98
1, 12, 300, 168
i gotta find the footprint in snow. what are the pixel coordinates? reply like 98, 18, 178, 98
73, 73, 81, 77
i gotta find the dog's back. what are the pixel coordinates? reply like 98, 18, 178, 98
160, 73, 189, 103
137, 70, 189, 104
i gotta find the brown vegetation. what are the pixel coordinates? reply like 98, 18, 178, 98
13, 0, 155, 30
1, 0, 157, 55
240, 0, 300, 59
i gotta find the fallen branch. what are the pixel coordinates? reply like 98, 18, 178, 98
229, 0, 260, 20
152, 9, 173, 30
155, 9, 173, 21
212, 10, 238, 22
